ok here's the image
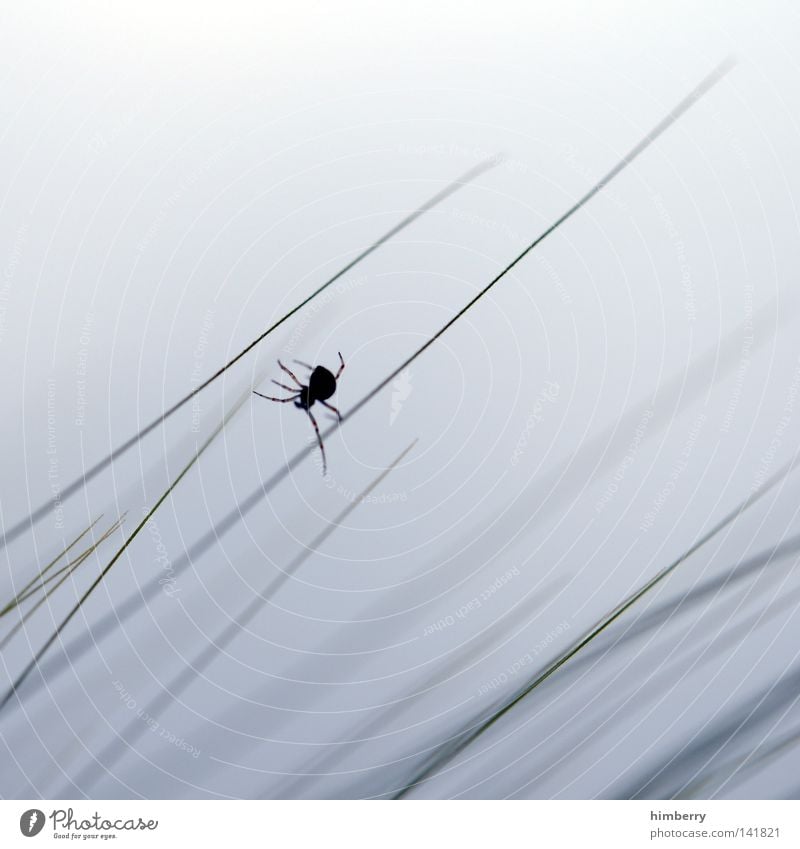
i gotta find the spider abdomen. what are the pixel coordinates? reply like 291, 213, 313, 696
308, 366, 337, 403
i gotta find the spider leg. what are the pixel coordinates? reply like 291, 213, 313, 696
335, 351, 345, 380
293, 359, 314, 371
319, 400, 342, 422
253, 391, 299, 403
277, 359, 303, 387
272, 380, 298, 392
305, 408, 327, 476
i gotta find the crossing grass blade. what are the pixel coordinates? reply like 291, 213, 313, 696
0, 376, 263, 714
0, 517, 104, 618
0, 515, 127, 653
66, 440, 418, 795
0, 160, 497, 551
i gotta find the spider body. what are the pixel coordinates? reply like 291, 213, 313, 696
253, 353, 344, 475
295, 366, 337, 410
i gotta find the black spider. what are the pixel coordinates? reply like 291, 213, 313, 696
253, 352, 345, 475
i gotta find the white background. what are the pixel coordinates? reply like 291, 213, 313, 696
1, 0, 800, 800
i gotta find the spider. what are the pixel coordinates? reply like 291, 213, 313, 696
253, 352, 345, 475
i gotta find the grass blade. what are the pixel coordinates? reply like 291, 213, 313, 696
390, 456, 796, 798
0, 516, 126, 653
0, 160, 496, 550
0, 380, 259, 713
68, 440, 417, 794
1, 517, 104, 618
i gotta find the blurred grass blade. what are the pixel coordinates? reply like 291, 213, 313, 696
279, 575, 569, 799
391, 457, 797, 798
0, 378, 261, 713
681, 719, 800, 799
0, 161, 496, 551
621, 663, 800, 799
567, 528, 800, 676
32, 302, 771, 709
68, 440, 418, 794
512, 564, 800, 799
